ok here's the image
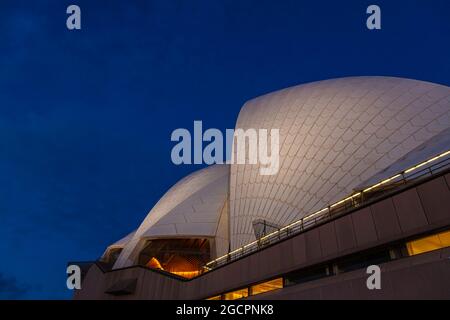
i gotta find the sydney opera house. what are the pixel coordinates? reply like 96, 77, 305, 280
73, 76, 450, 299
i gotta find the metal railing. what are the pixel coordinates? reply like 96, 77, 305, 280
204, 150, 450, 271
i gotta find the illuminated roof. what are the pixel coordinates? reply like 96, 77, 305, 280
107, 76, 450, 267
229, 76, 450, 249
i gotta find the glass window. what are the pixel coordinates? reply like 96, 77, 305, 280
250, 278, 283, 296
438, 230, 450, 245
407, 230, 450, 256
223, 288, 249, 300
139, 238, 210, 279
206, 295, 221, 300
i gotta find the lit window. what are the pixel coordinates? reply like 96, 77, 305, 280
250, 278, 283, 296
223, 288, 249, 300
140, 239, 210, 279
406, 230, 450, 256
206, 295, 221, 300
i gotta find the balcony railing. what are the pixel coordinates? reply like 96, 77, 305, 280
204, 150, 450, 271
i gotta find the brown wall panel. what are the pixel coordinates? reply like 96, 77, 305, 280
278, 286, 323, 300
291, 233, 307, 266
351, 207, 378, 246
256, 248, 270, 282
160, 277, 172, 300
440, 246, 450, 259
319, 278, 353, 300
334, 215, 357, 252
75, 265, 105, 299
417, 177, 450, 225
262, 244, 282, 276
304, 228, 323, 262
133, 269, 147, 299
239, 256, 251, 286
201, 271, 220, 298
139, 271, 154, 299
392, 188, 429, 233
410, 250, 442, 266
318, 222, 338, 258
279, 240, 295, 272
234, 259, 247, 286
388, 263, 444, 299
445, 173, 450, 189
370, 198, 401, 241
350, 272, 394, 300
224, 260, 243, 291
248, 252, 261, 283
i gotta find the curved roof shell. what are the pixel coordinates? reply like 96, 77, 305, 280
229, 76, 450, 249
109, 76, 450, 266
113, 164, 229, 268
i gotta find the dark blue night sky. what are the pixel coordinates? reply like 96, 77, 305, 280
0, 0, 449, 299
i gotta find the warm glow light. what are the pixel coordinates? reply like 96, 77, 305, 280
145, 256, 202, 279
303, 207, 328, 220
171, 271, 201, 279
250, 278, 283, 296
259, 230, 278, 241
330, 193, 361, 208
244, 240, 258, 249
283, 219, 303, 230
362, 174, 401, 193
146, 257, 163, 270
406, 230, 450, 256
223, 288, 249, 300
206, 278, 283, 300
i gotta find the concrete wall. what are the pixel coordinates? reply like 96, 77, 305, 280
249, 246, 450, 300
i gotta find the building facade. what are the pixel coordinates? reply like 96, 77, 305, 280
73, 77, 450, 299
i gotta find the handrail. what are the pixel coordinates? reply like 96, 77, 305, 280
204, 150, 450, 271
